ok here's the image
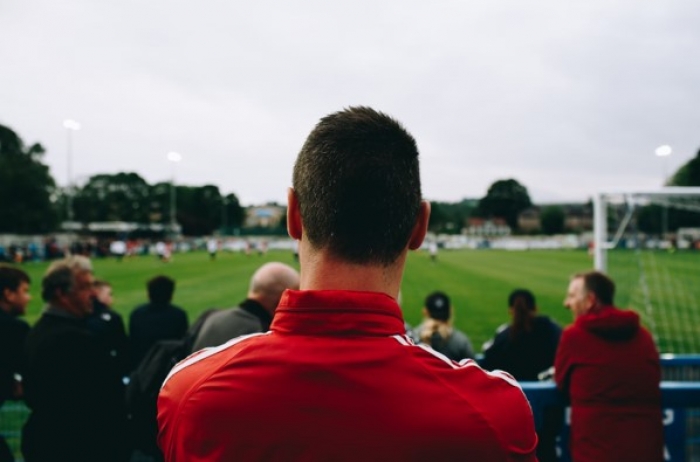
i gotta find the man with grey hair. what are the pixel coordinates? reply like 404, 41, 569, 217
21, 256, 128, 462
192, 262, 300, 350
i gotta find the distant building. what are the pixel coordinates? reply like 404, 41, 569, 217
517, 208, 541, 233
516, 203, 593, 234
244, 205, 285, 229
562, 203, 593, 232
465, 218, 511, 236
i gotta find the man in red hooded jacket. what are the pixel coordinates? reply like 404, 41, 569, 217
555, 271, 663, 462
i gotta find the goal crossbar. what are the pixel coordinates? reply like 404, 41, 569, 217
594, 187, 700, 271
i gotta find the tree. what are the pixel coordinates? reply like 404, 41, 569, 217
0, 125, 58, 233
476, 179, 532, 232
669, 149, 700, 186
428, 199, 477, 234
638, 150, 700, 233
176, 185, 226, 236
222, 193, 245, 234
540, 206, 565, 235
73, 173, 151, 223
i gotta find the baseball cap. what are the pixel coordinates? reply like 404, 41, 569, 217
425, 291, 451, 321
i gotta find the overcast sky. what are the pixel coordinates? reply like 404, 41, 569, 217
2, 0, 699, 206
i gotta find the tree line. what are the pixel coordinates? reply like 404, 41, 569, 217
2, 123, 700, 236
429, 156, 700, 235
0, 124, 244, 236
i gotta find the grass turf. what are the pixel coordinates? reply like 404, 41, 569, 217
18, 248, 589, 351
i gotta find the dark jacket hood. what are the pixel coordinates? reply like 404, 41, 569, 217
576, 305, 640, 341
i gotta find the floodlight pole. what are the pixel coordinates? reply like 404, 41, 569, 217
167, 152, 182, 236
656, 145, 673, 239
593, 192, 606, 271
63, 119, 81, 222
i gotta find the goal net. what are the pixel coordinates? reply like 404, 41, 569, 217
593, 187, 700, 354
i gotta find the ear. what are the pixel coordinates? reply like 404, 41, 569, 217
408, 200, 430, 250
585, 291, 597, 310
287, 187, 303, 240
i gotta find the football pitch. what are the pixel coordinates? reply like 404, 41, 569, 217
16, 248, 700, 354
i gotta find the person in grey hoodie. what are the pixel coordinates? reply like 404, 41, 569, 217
412, 291, 474, 361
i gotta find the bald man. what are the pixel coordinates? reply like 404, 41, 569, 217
192, 262, 300, 350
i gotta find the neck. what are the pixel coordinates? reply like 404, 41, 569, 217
0, 301, 12, 315
299, 242, 406, 298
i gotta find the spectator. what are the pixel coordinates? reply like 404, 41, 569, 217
129, 275, 188, 368
412, 291, 474, 361
22, 256, 128, 462
555, 271, 663, 462
0, 265, 31, 462
192, 262, 299, 350
87, 279, 130, 381
481, 289, 561, 381
158, 106, 537, 461
480, 288, 563, 462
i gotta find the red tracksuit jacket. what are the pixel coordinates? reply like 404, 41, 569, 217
158, 290, 537, 461
554, 305, 663, 462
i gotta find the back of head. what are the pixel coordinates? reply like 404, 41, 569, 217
292, 106, 422, 266
576, 271, 615, 305
508, 288, 536, 340
425, 291, 451, 322
148, 275, 175, 304
42, 255, 92, 302
249, 262, 300, 312
0, 264, 30, 301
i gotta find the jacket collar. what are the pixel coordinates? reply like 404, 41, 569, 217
271, 290, 406, 336
576, 305, 639, 340
239, 298, 273, 330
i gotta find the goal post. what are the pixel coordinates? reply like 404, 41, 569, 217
594, 187, 700, 271
593, 187, 700, 353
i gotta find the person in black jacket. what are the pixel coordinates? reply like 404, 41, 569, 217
22, 256, 128, 462
0, 265, 31, 462
480, 289, 561, 380
86, 279, 130, 381
129, 275, 188, 368
479, 288, 563, 462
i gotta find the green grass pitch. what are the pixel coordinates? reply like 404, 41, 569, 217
15, 248, 700, 353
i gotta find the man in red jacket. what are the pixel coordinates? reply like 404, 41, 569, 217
555, 271, 663, 462
158, 107, 537, 461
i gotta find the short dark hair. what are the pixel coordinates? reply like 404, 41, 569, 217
576, 271, 615, 305
0, 265, 30, 300
147, 275, 175, 304
292, 106, 422, 265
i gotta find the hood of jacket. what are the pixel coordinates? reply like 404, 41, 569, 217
575, 305, 640, 341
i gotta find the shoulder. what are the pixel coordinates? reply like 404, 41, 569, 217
130, 304, 149, 317
161, 332, 269, 393
3, 316, 29, 334
411, 351, 536, 448
172, 305, 187, 316
534, 316, 562, 335
450, 329, 472, 345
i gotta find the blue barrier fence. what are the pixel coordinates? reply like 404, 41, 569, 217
2, 355, 700, 461
522, 381, 700, 461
